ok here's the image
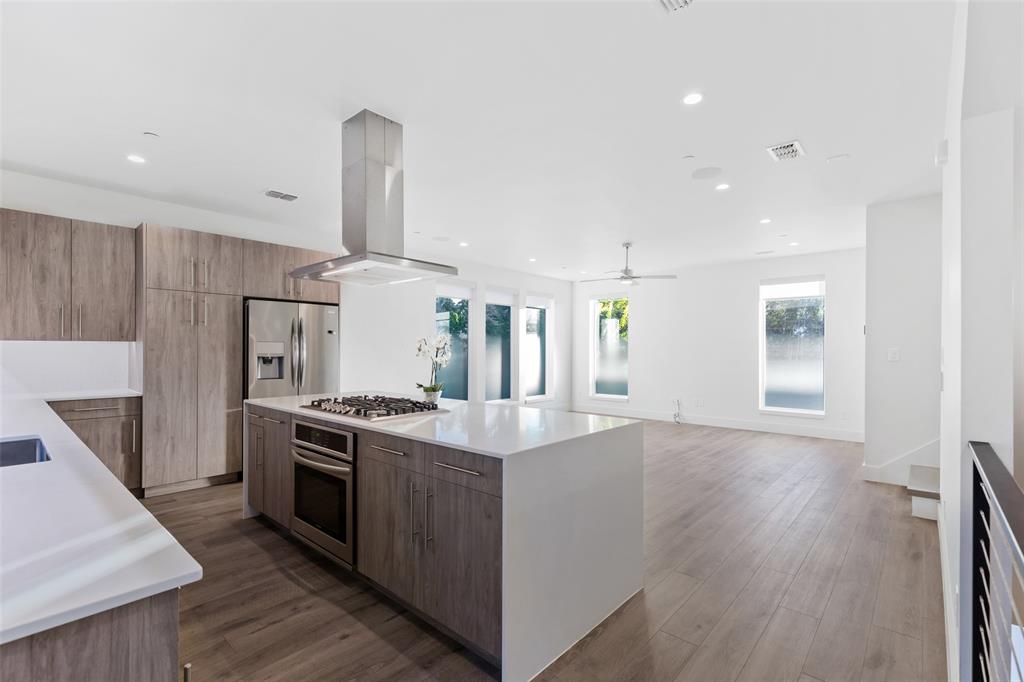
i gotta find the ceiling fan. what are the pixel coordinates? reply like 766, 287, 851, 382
580, 242, 677, 285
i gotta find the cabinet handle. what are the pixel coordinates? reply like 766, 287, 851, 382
189, 295, 195, 326
59, 304, 65, 338
424, 484, 433, 543
434, 462, 481, 477
371, 445, 406, 457
71, 406, 116, 412
410, 479, 421, 544
203, 297, 208, 327
261, 416, 284, 424
204, 258, 209, 290
131, 418, 137, 454
77, 303, 83, 339
190, 257, 196, 289
256, 432, 263, 468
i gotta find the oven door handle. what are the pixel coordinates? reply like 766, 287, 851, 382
292, 450, 352, 476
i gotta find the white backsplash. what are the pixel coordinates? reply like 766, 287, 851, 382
0, 341, 138, 397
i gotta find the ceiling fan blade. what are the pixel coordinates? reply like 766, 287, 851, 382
634, 274, 678, 280
579, 277, 622, 283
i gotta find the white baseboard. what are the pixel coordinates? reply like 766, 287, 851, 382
569, 403, 863, 442
937, 502, 960, 681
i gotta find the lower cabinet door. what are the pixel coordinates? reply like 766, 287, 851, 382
261, 415, 292, 528
423, 479, 502, 658
68, 416, 141, 490
357, 457, 422, 606
246, 416, 265, 513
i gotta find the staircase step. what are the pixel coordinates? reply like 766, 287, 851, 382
907, 464, 940, 500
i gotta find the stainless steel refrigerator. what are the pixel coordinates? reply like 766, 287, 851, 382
246, 299, 340, 399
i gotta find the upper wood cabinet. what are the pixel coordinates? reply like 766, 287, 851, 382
0, 209, 72, 340
71, 220, 136, 341
141, 224, 243, 295
143, 224, 195, 292
242, 239, 339, 303
196, 232, 243, 296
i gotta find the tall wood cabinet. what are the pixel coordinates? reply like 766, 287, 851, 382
1, 209, 135, 341
142, 223, 243, 296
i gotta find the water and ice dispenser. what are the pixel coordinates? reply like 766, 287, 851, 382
255, 341, 285, 380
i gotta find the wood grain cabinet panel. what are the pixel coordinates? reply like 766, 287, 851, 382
71, 220, 136, 341
424, 444, 503, 497
260, 412, 292, 528
67, 415, 142, 490
242, 240, 293, 300
357, 457, 422, 606
246, 415, 265, 513
143, 224, 197, 292
197, 294, 243, 478
142, 289, 198, 488
49, 397, 141, 421
293, 248, 340, 304
423, 478, 502, 658
0, 209, 71, 339
196, 232, 243, 296
359, 430, 427, 473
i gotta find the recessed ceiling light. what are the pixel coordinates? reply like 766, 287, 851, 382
580, 270, 587, 274
682, 92, 703, 105
826, 153, 850, 164
681, 154, 695, 161
715, 183, 730, 191
777, 233, 789, 238
142, 131, 160, 138
458, 241, 469, 247
412, 230, 422, 235
759, 218, 772, 224
126, 153, 146, 164
692, 166, 722, 180
529, 257, 537, 262
432, 236, 450, 242
788, 241, 800, 247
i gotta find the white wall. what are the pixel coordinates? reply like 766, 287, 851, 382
339, 257, 573, 409
572, 248, 865, 441
863, 195, 942, 484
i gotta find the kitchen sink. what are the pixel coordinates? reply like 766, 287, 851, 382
0, 437, 52, 468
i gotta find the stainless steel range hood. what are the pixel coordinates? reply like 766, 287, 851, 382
290, 109, 458, 286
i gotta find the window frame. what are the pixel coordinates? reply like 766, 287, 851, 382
523, 295, 554, 404
588, 293, 630, 402
757, 278, 827, 417
483, 289, 516, 404
434, 289, 472, 402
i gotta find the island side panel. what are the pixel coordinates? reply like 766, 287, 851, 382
501, 421, 644, 682
241, 403, 258, 519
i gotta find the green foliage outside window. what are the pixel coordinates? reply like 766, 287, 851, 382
764, 297, 824, 337
436, 297, 469, 337
597, 298, 629, 340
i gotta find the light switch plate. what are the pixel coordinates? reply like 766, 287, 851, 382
887, 347, 901, 362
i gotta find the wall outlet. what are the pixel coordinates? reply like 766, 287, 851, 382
696, 398, 705, 408
887, 347, 901, 362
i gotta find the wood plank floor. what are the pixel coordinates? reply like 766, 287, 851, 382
144, 421, 946, 682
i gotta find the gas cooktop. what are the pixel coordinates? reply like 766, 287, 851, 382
300, 395, 447, 421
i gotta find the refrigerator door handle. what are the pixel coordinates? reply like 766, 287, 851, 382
298, 317, 307, 387
290, 318, 298, 387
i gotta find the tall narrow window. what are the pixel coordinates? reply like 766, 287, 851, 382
759, 279, 825, 413
435, 296, 469, 400
593, 297, 629, 397
523, 306, 547, 397
485, 302, 511, 401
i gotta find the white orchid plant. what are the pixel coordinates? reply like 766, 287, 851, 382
415, 332, 452, 393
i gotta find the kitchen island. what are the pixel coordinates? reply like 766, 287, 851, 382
243, 394, 643, 682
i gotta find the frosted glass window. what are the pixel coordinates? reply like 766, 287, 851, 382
524, 307, 547, 397
593, 298, 628, 396
760, 280, 825, 412
485, 303, 511, 401
435, 296, 469, 400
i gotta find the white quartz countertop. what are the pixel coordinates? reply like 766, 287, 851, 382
0, 391, 201, 645
246, 393, 639, 458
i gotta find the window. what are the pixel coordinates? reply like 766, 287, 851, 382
759, 279, 825, 413
592, 297, 629, 397
435, 295, 469, 400
485, 302, 512, 401
523, 306, 547, 397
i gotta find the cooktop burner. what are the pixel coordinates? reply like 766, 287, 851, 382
300, 395, 447, 421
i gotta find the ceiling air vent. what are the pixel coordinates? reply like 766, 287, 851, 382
659, 0, 695, 12
766, 140, 806, 162
265, 189, 299, 202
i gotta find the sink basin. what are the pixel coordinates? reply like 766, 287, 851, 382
0, 437, 52, 468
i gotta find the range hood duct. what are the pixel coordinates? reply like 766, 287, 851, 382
290, 109, 458, 286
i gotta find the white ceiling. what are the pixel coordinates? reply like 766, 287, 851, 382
1, 1, 954, 280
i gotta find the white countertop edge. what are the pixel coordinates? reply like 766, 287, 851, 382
0, 567, 201, 645
3, 388, 143, 401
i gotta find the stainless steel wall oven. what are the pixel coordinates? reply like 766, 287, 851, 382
290, 419, 355, 566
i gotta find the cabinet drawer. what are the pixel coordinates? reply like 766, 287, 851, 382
246, 404, 289, 425
50, 397, 141, 421
424, 445, 502, 498
359, 431, 425, 473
